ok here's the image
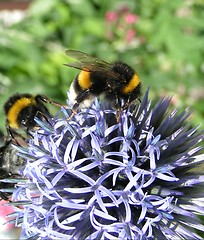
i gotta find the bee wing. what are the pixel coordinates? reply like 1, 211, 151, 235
65, 50, 105, 63
64, 49, 116, 75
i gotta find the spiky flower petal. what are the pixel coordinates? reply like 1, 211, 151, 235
11, 91, 204, 239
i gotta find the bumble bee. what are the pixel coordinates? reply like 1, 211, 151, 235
1, 93, 65, 199
0, 132, 26, 200
4, 93, 64, 133
64, 50, 141, 110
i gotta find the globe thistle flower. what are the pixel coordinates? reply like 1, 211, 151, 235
10, 90, 204, 239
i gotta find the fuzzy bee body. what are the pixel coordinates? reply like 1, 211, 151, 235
4, 93, 51, 131
65, 50, 141, 109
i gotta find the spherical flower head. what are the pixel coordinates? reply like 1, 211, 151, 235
12, 90, 204, 239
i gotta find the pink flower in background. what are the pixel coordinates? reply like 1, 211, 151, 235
124, 13, 138, 24
105, 11, 118, 23
105, 6, 139, 45
0, 200, 20, 238
0, 200, 14, 230
126, 28, 136, 43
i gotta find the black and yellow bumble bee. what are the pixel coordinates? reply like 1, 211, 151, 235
1, 93, 66, 199
0, 131, 26, 200
64, 50, 141, 110
1, 90, 67, 199
4, 93, 63, 133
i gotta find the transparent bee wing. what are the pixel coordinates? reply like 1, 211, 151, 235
65, 50, 106, 64
64, 50, 123, 82
65, 49, 114, 73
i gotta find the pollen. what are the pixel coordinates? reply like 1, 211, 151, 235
78, 70, 92, 90
122, 73, 140, 94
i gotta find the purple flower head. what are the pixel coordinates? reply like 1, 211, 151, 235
11, 90, 204, 239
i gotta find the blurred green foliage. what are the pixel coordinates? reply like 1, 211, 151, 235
0, 0, 204, 131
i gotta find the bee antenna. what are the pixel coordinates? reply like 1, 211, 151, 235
36, 95, 68, 108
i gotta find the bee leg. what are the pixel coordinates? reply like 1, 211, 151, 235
66, 90, 89, 121
22, 124, 34, 139
35, 110, 51, 123
6, 126, 27, 146
123, 94, 133, 111
66, 102, 79, 121
6, 126, 19, 141
75, 89, 90, 104
115, 95, 122, 122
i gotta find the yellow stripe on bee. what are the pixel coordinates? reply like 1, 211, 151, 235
122, 73, 140, 94
7, 97, 35, 129
78, 70, 92, 90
